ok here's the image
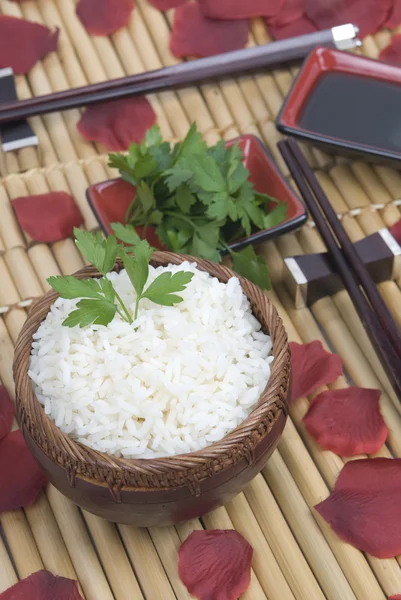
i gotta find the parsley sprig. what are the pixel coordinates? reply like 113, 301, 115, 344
47, 227, 194, 328
108, 124, 287, 290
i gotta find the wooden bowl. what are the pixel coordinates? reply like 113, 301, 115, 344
13, 251, 290, 527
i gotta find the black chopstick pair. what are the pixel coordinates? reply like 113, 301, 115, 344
279, 138, 401, 401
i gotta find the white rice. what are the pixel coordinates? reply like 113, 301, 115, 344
29, 262, 273, 458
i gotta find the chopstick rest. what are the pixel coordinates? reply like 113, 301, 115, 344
0, 67, 38, 153
285, 228, 401, 308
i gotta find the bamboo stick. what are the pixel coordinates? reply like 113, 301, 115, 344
82, 512, 144, 600
374, 165, 401, 198
52, 239, 85, 274
201, 507, 269, 600
148, 526, 194, 599
243, 474, 326, 600
24, 494, 84, 596
350, 162, 393, 204
28, 244, 60, 290
216, 494, 297, 600
46, 486, 114, 600
118, 525, 177, 600
0, 186, 25, 250
0, 510, 44, 579
264, 451, 384, 600
0, 536, 17, 593
110, 27, 173, 140
54, 0, 107, 84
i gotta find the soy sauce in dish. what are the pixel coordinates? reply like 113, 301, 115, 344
298, 72, 401, 153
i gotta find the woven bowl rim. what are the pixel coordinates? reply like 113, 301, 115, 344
13, 251, 290, 490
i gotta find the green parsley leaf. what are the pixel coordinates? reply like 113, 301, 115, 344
142, 271, 194, 306
181, 153, 226, 193
175, 122, 206, 160
63, 297, 117, 328
98, 277, 116, 303
145, 124, 163, 147
136, 181, 156, 214
230, 245, 271, 290
164, 164, 193, 192
175, 185, 196, 214
263, 202, 288, 229
227, 161, 249, 194
74, 228, 119, 276
207, 139, 226, 164
121, 240, 153, 298
111, 222, 141, 246
102, 235, 120, 274
190, 233, 221, 262
47, 276, 102, 300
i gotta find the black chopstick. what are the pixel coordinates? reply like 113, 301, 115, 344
278, 139, 401, 401
0, 26, 360, 126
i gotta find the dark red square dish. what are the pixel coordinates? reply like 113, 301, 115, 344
277, 47, 401, 166
86, 134, 306, 250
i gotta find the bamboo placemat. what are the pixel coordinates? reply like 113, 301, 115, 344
1, 1, 401, 598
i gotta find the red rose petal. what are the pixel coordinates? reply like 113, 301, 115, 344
13, 192, 83, 244
315, 458, 401, 558
386, 1, 401, 28
268, 14, 317, 40
379, 35, 401, 67
289, 340, 343, 402
0, 430, 47, 512
178, 530, 253, 600
305, 0, 392, 39
76, 0, 134, 36
77, 96, 156, 151
199, 0, 283, 20
268, 0, 305, 26
303, 387, 388, 456
0, 387, 14, 441
0, 16, 59, 75
170, 3, 249, 59
389, 596, 401, 599
148, 0, 186, 9
389, 217, 401, 245
0, 570, 83, 600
